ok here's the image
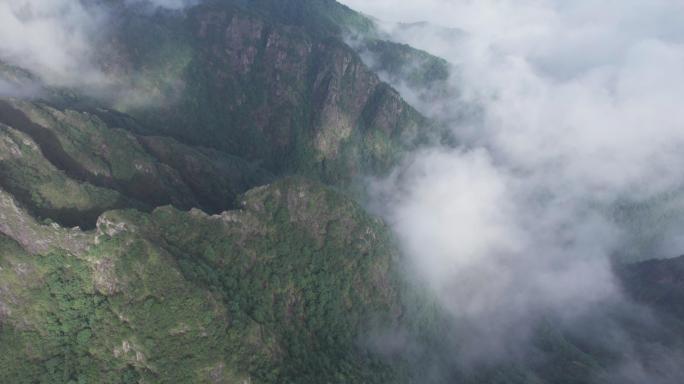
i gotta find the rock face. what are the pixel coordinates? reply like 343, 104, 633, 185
0, 188, 94, 255
101, 0, 430, 185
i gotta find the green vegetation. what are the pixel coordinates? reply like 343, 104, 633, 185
0, 123, 128, 228
0, 98, 271, 229
0, 179, 406, 383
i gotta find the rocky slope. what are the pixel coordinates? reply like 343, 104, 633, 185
98, 0, 432, 186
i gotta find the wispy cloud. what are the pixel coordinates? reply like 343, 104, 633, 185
0, 0, 198, 97
345, 0, 684, 379
0, 0, 107, 88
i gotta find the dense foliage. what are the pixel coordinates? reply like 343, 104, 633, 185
0, 179, 408, 383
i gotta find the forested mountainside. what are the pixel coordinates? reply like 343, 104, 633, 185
0, 1, 683, 383
0, 1, 440, 382
0, 178, 405, 383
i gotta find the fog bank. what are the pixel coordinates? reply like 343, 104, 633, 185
344, 0, 684, 379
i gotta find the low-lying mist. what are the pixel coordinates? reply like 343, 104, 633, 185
0, 0, 197, 103
342, 0, 684, 381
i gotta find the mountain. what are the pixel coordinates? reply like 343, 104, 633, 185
0, 1, 426, 382
0, 1, 683, 383
99, 0, 432, 185
0, 178, 405, 383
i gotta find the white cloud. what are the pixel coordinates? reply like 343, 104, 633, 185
0, 0, 199, 93
0, 0, 108, 87
348, 0, 684, 373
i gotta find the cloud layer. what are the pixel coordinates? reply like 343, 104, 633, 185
345, 0, 684, 378
0, 0, 198, 94
0, 0, 107, 87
